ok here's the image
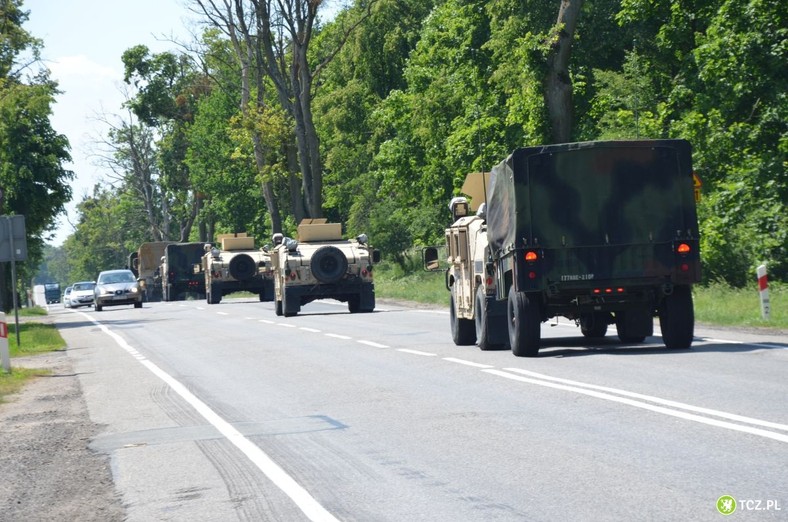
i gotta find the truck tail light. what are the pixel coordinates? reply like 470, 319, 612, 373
525, 251, 538, 262
676, 243, 691, 255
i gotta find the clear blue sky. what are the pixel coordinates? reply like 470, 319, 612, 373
24, 0, 197, 246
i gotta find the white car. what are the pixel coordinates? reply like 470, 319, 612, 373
68, 281, 96, 308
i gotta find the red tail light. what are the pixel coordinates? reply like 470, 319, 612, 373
525, 251, 538, 262
677, 243, 691, 254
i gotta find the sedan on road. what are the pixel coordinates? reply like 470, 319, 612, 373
68, 281, 96, 308
94, 270, 143, 311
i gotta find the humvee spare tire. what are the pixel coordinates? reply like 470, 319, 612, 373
311, 246, 348, 284
229, 254, 257, 280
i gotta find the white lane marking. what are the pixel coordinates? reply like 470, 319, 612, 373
325, 333, 352, 340
83, 313, 339, 522
259, 319, 276, 325
358, 340, 389, 348
443, 357, 494, 369
195, 307, 205, 310
485, 369, 788, 444
300, 327, 321, 333
700, 337, 788, 350
503, 368, 788, 432
278, 323, 297, 328
217, 312, 229, 316
397, 349, 437, 357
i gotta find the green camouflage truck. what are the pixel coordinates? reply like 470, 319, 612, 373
428, 139, 701, 357
161, 242, 207, 301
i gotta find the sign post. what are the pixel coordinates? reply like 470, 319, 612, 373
0, 215, 27, 350
0, 312, 8, 373
757, 264, 770, 320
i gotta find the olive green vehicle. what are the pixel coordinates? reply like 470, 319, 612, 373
202, 234, 275, 305
271, 220, 380, 316
426, 139, 701, 357
161, 242, 207, 301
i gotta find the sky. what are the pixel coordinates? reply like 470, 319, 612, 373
23, 0, 198, 246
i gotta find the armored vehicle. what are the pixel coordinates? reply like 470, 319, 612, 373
202, 233, 274, 304
270, 219, 379, 316
132, 241, 176, 301
426, 139, 701, 357
161, 242, 207, 301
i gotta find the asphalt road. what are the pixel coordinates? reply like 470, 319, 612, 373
50, 297, 787, 521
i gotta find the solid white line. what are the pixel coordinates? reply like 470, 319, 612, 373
357, 340, 389, 348
325, 333, 352, 340
443, 357, 494, 369
502, 368, 788, 432
485, 369, 788, 444
84, 313, 339, 522
397, 349, 437, 357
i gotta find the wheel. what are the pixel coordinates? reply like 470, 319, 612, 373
348, 294, 360, 313
95, 303, 103, 312
615, 309, 650, 343
282, 287, 299, 317
507, 287, 541, 357
659, 285, 694, 349
450, 288, 476, 346
475, 286, 505, 350
580, 312, 609, 338
275, 299, 283, 316
207, 283, 221, 304
310, 246, 348, 284
229, 254, 257, 280
134, 301, 142, 309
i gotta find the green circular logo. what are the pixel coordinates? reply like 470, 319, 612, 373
717, 495, 737, 515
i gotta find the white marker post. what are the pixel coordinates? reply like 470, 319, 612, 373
0, 311, 9, 373
757, 264, 770, 320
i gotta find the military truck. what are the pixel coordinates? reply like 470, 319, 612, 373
132, 241, 176, 301
270, 219, 380, 316
203, 233, 275, 304
161, 242, 207, 301
425, 139, 701, 357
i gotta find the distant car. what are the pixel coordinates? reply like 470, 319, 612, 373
62, 286, 73, 308
68, 281, 96, 308
93, 269, 143, 311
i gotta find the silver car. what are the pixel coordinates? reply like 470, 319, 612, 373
68, 281, 96, 308
94, 269, 143, 311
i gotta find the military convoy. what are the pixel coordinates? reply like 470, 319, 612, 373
202, 233, 275, 304
426, 139, 701, 357
270, 219, 380, 316
161, 242, 207, 301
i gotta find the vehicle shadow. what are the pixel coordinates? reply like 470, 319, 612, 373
538, 335, 787, 357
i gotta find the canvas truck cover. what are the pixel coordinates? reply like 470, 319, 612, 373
487, 139, 697, 257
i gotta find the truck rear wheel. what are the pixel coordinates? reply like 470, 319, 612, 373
580, 312, 609, 338
475, 286, 505, 350
207, 283, 221, 304
659, 285, 694, 349
508, 288, 540, 357
450, 289, 475, 346
275, 299, 283, 316
615, 308, 651, 343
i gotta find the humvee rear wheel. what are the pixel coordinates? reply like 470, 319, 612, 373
659, 285, 694, 349
207, 283, 221, 304
508, 288, 540, 357
450, 288, 476, 346
283, 288, 299, 317
348, 294, 360, 313
311, 246, 348, 284
615, 308, 650, 343
275, 299, 283, 316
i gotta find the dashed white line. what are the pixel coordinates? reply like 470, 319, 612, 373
443, 357, 494, 369
358, 340, 389, 348
300, 327, 321, 333
217, 312, 229, 316
259, 319, 276, 325
325, 333, 352, 340
277, 323, 297, 328
397, 349, 437, 357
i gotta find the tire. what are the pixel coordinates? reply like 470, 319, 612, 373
283, 287, 299, 317
580, 312, 609, 338
450, 288, 476, 346
134, 301, 142, 309
207, 283, 221, 304
311, 246, 348, 284
659, 285, 694, 349
615, 309, 650, 343
275, 299, 283, 316
507, 287, 541, 357
229, 254, 257, 280
475, 286, 505, 350
348, 294, 360, 313
95, 303, 103, 312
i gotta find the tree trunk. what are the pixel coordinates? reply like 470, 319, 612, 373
544, 0, 583, 144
